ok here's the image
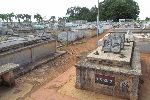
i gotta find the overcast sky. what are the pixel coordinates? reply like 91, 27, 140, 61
0, 0, 149, 20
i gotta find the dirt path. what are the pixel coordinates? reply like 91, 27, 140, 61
139, 53, 150, 100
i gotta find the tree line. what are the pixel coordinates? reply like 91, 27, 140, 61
66, 0, 140, 22
0, 13, 69, 24
0, 13, 33, 23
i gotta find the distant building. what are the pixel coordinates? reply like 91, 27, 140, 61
119, 19, 134, 22
71, 20, 87, 24
119, 19, 125, 22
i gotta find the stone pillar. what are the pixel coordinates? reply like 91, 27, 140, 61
1, 71, 15, 87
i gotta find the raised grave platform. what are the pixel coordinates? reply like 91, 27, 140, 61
87, 42, 133, 68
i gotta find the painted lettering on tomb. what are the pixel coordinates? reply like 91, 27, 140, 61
95, 74, 115, 86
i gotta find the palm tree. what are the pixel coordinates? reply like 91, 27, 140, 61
7, 13, 15, 25
2, 14, 9, 27
34, 13, 43, 23
0, 14, 5, 22
3, 13, 9, 23
20, 14, 25, 22
58, 17, 63, 23
49, 16, 56, 23
23, 14, 27, 22
49, 16, 56, 28
15, 14, 25, 28
27, 14, 32, 22
63, 17, 69, 23
58, 17, 65, 29
15, 14, 23, 23
23, 14, 32, 23
8, 13, 15, 22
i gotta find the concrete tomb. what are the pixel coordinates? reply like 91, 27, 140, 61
75, 33, 141, 100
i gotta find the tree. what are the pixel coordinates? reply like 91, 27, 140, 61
99, 0, 140, 21
23, 14, 32, 22
66, 6, 99, 22
63, 17, 69, 23
34, 13, 43, 23
1, 14, 8, 22
66, 6, 91, 21
66, 0, 140, 22
0, 14, 6, 22
145, 17, 150, 21
58, 17, 66, 29
49, 16, 56, 23
78, 7, 91, 21
58, 17, 64, 25
7, 13, 15, 22
15, 14, 24, 23
89, 5, 97, 22
66, 6, 82, 20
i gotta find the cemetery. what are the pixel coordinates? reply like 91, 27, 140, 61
0, 19, 149, 100
1, 0, 150, 99
0, 13, 150, 100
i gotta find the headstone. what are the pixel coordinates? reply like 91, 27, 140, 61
125, 30, 134, 42
102, 33, 125, 53
6, 29, 14, 35
102, 36, 112, 52
111, 36, 121, 53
